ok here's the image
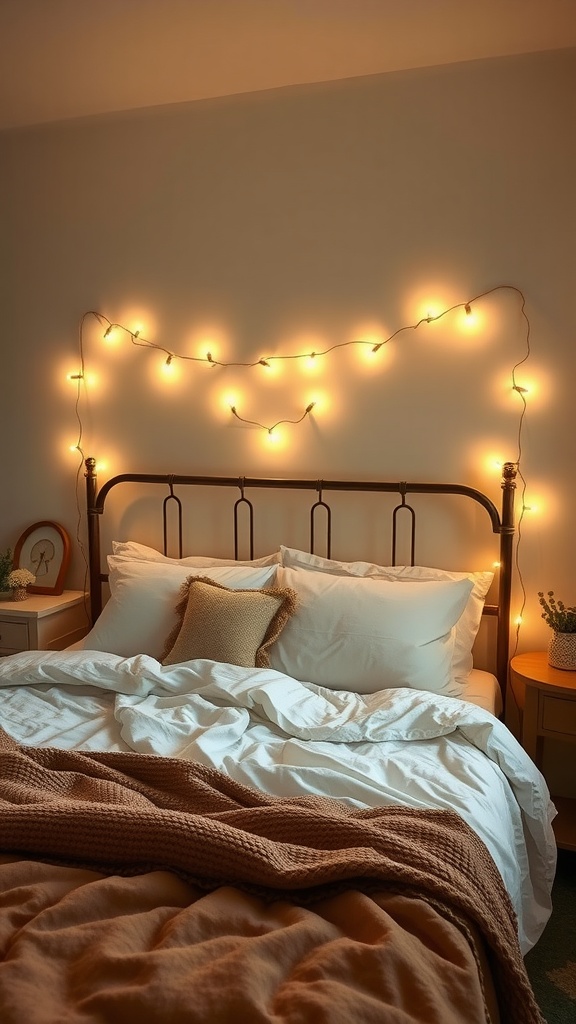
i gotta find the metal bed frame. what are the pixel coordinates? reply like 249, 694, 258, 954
85, 457, 517, 703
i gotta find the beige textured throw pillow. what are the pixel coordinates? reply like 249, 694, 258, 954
161, 575, 297, 668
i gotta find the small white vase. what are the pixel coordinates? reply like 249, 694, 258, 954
548, 631, 576, 670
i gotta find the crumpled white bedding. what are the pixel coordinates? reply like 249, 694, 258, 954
0, 649, 556, 954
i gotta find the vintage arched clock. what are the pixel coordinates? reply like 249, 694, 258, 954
13, 521, 71, 595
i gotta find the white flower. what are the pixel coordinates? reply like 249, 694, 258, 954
8, 568, 36, 589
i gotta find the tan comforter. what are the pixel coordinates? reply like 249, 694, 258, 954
0, 729, 544, 1023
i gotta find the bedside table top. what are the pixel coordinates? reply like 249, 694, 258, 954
510, 651, 576, 694
0, 590, 86, 619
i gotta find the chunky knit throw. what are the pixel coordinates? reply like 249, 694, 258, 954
0, 728, 544, 1024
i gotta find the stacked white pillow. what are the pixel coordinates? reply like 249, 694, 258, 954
270, 564, 473, 695
112, 540, 280, 567
277, 547, 494, 692
82, 555, 278, 659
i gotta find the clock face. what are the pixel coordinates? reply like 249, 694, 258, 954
14, 522, 70, 594
29, 539, 56, 578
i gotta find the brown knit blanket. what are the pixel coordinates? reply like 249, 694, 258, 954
0, 729, 544, 1024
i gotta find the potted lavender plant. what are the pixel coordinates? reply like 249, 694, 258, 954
538, 591, 576, 670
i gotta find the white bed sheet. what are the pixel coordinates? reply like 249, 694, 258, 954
0, 650, 555, 955
461, 667, 503, 716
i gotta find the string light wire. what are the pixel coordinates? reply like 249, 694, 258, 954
72, 311, 98, 625
231, 402, 316, 434
508, 289, 532, 653
77, 289, 514, 370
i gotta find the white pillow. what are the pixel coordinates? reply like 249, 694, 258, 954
112, 540, 280, 567
269, 565, 473, 695
82, 557, 278, 658
280, 546, 493, 686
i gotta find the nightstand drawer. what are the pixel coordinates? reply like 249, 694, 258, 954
0, 619, 29, 652
542, 694, 576, 737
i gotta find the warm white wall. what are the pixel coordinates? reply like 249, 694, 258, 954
1, 49, 575, 663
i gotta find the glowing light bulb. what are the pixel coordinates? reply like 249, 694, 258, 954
221, 389, 242, 418
359, 339, 392, 371
303, 352, 320, 373
103, 325, 118, 345
461, 304, 481, 330
261, 358, 282, 378
160, 358, 176, 380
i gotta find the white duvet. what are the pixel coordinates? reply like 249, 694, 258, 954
0, 649, 556, 954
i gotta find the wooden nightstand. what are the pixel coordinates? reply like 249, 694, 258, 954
0, 591, 88, 655
510, 651, 576, 851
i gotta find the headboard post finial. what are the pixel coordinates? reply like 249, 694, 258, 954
500, 461, 517, 535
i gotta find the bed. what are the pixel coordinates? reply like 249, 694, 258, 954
0, 458, 555, 1023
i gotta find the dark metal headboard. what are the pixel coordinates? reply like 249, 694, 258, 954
85, 457, 516, 700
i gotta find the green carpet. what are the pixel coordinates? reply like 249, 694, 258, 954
525, 849, 576, 1023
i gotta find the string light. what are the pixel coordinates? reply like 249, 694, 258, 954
230, 402, 316, 435
71, 288, 533, 445
505, 286, 533, 650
